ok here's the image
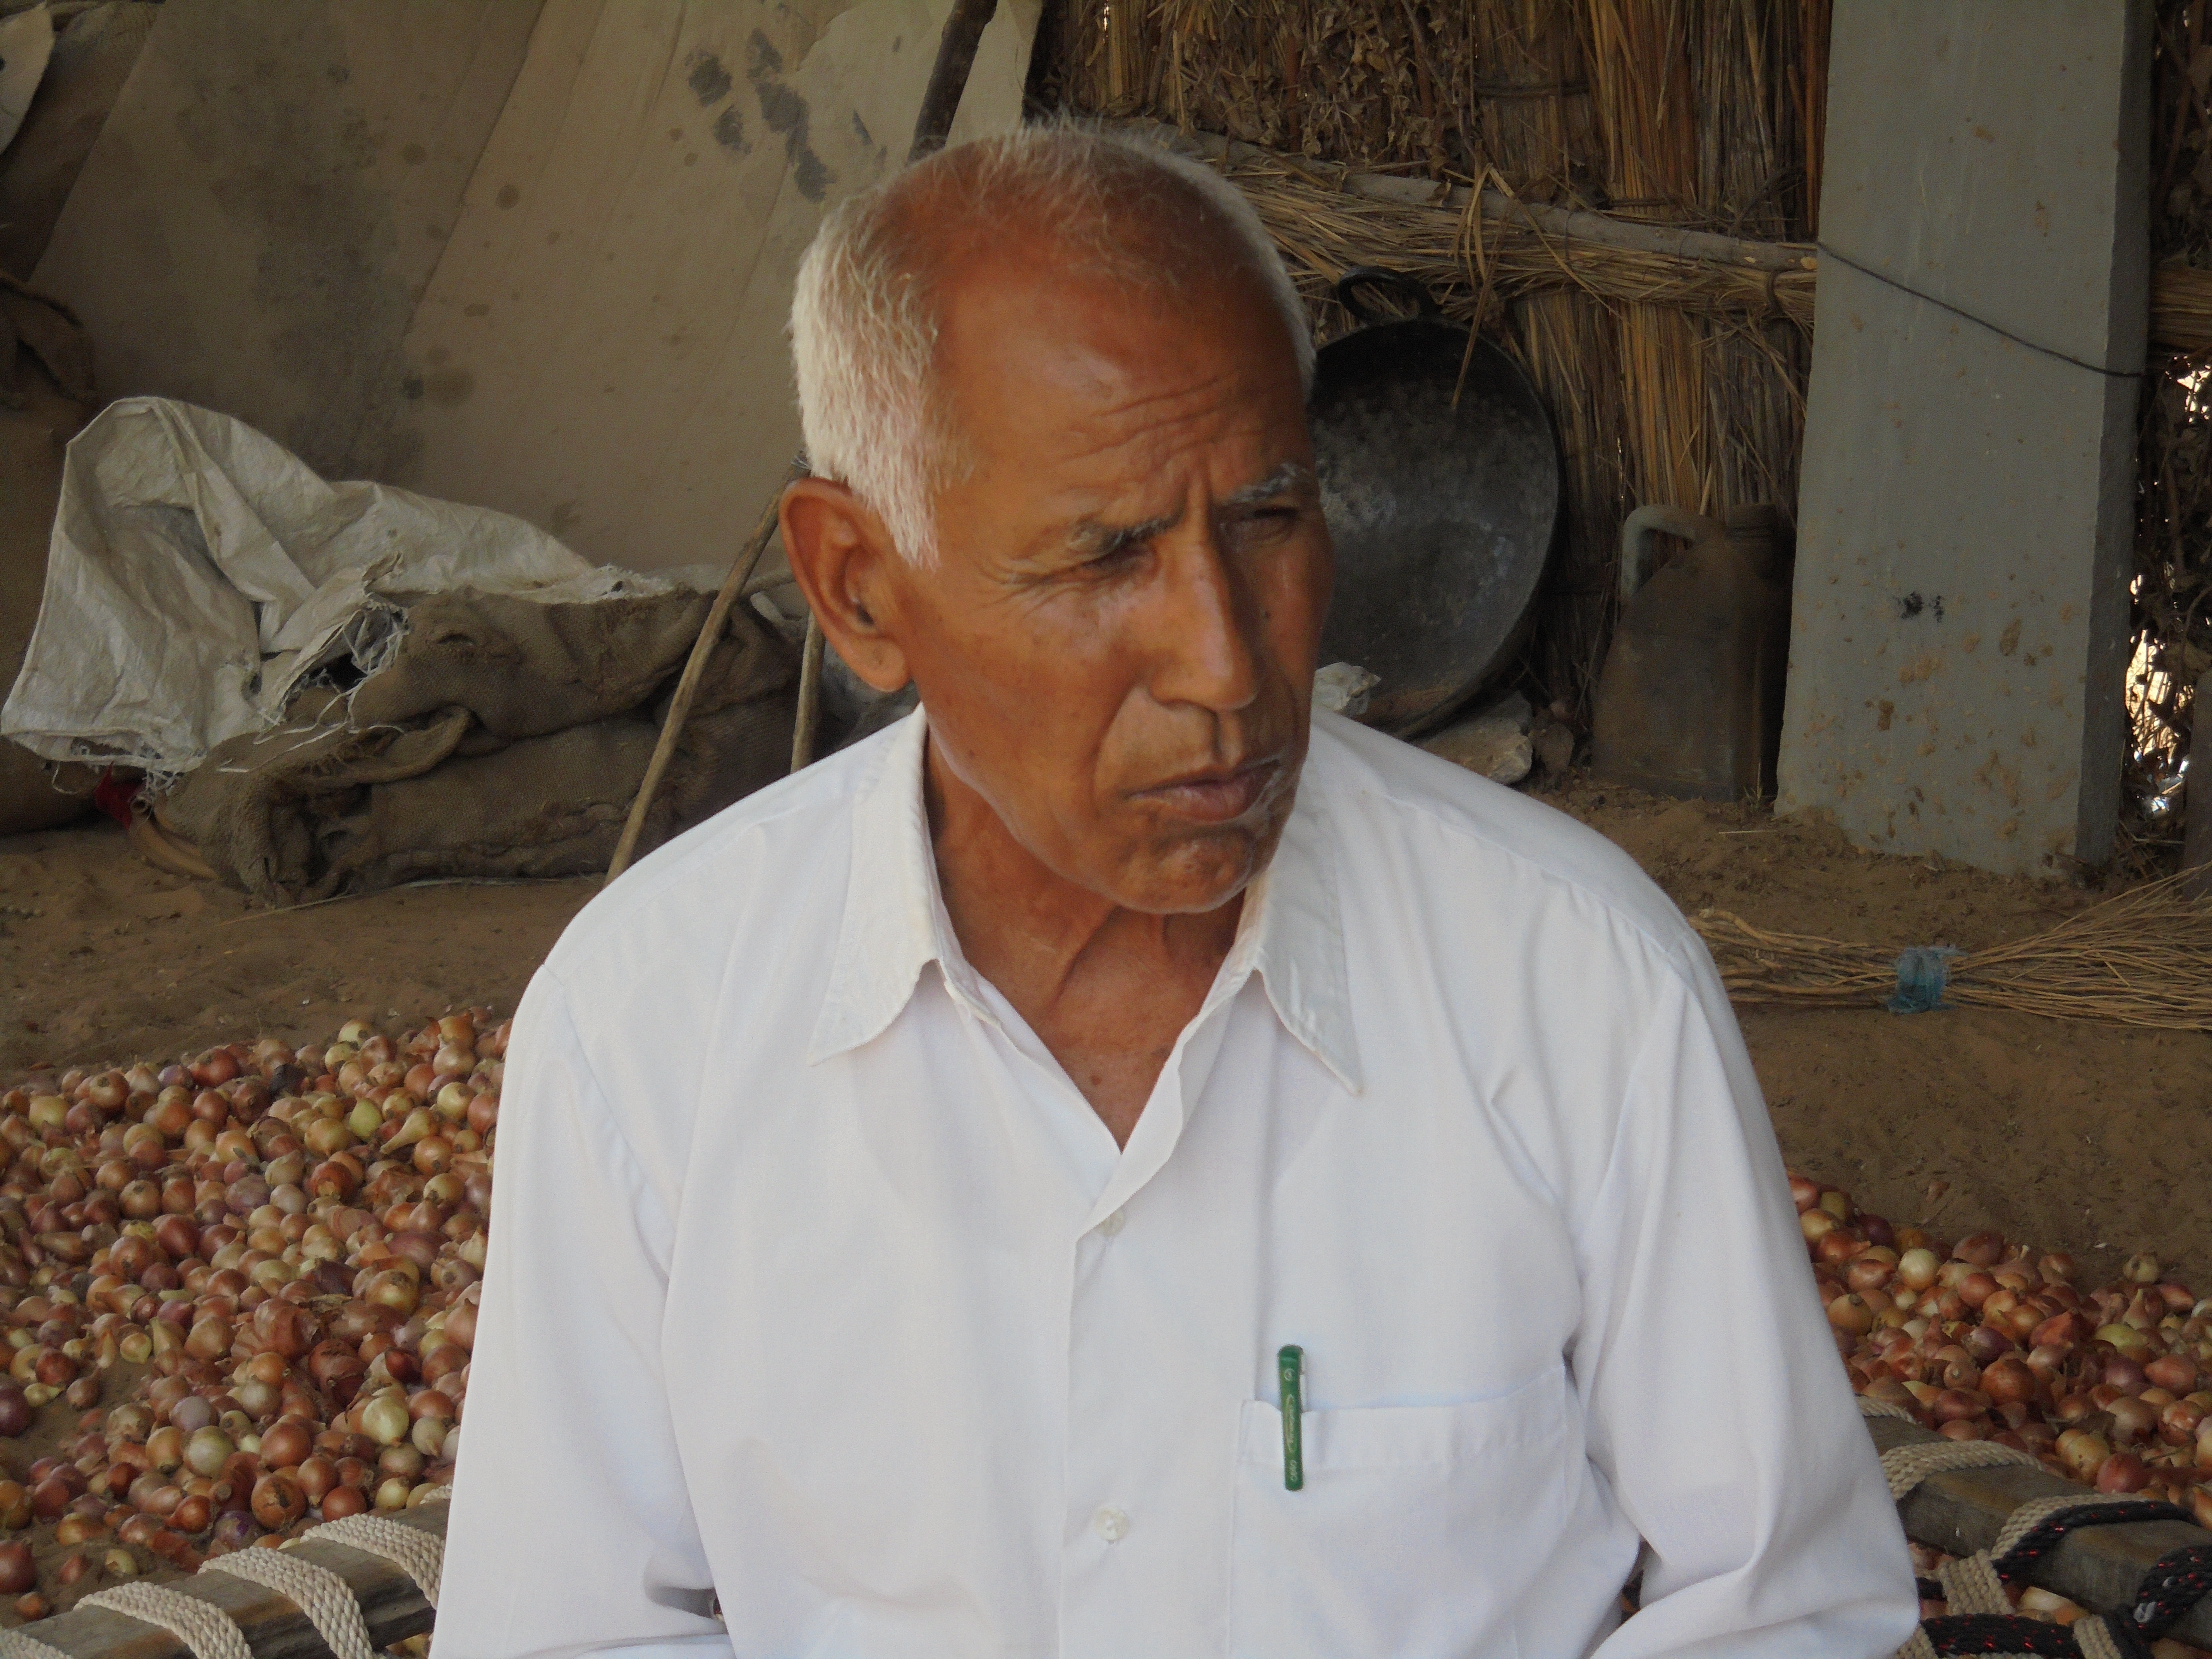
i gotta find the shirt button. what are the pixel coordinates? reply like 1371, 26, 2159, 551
1098, 1209, 1127, 1237
1092, 1506, 1131, 1543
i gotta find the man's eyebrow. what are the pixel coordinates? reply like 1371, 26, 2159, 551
1219, 460, 1315, 509
1068, 507, 1182, 559
1062, 462, 1316, 559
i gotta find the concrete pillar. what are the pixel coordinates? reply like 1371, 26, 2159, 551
1776, 0, 2150, 876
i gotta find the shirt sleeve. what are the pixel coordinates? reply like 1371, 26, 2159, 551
1574, 952, 1919, 1659
433, 971, 729, 1659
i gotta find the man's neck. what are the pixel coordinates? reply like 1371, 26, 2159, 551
924, 737, 1243, 1147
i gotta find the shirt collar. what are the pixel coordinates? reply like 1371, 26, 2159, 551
806, 708, 1362, 1094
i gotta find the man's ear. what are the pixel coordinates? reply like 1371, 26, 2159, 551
779, 478, 913, 693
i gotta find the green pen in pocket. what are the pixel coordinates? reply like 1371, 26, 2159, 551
1278, 1345, 1304, 1491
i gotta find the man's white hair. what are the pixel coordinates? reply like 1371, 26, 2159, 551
790, 125, 1315, 566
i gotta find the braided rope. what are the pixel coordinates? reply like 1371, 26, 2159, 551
1872, 1414, 2203, 1659
304, 1511, 444, 1607
205, 1545, 376, 1659
1935, 1553, 2013, 1616
2127, 1541, 2212, 1641
0, 1629, 72, 1659
1880, 1437, 2041, 1501
1991, 1495, 2151, 1562
2069, 1616, 2139, 1659
1860, 1395, 1920, 1423
1916, 1613, 2079, 1654
80, 1581, 253, 1659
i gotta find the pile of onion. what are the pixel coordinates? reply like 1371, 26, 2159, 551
1798, 1170, 2212, 1519
0, 1011, 502, 1621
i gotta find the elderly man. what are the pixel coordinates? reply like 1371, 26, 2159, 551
436, 129, 1915, 1659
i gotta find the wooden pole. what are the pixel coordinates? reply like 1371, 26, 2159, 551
18, 1419, 2212, 1656
606, 464, 797, 881
781, 0, 1002, 776
1865, 1412, 2212, 1647
12, 1501, 444, 1659
788, 617, 828, 773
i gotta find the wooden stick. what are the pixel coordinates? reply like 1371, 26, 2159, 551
788, 615, 827, 773
909, 0, 1003, 164
15, 1501, 444, 1659
606, 469, 794, 881
782, 0, 1002, 772
1865, 1413, 2212, 1647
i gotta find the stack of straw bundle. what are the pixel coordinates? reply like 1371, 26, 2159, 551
1062, 0, 1828, 719
1692, 873, 2212, 1030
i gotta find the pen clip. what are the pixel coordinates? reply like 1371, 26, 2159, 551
1277, 1345, 1304, 1492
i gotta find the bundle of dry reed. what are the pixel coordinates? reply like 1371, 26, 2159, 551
1138, 121, 1817, 329
1692, 873, 2212, 1030
2153, 263, 2212, 356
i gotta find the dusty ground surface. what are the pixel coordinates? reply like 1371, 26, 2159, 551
0, 827, 586, 1082
4, 771, 2208, 1299
1541, 778, 2212, 1295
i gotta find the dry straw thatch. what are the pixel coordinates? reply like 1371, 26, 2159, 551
1693, 874, 2212, 1032
1060, 0, 1830, 720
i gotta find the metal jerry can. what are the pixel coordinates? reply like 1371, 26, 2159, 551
1589, 504, 1793, 802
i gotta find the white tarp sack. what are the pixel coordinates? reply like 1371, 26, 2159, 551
0, 6, 55, 158
2, 397, 677, 776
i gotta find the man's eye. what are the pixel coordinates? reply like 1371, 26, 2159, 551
1083, 536, 1149, 570
1225, 507, 1301, 547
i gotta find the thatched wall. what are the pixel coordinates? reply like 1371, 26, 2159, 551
1050, 0, 1832, 723
2126, 0, 2212, 866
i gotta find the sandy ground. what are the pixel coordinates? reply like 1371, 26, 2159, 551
4, 771, 2208, 1300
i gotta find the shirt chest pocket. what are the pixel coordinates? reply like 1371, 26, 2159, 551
1227, 1365, 1574, 1659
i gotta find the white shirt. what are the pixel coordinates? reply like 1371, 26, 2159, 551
436, 708, 1915, 1659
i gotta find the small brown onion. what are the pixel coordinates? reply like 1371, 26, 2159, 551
295, 1456, 337, 1504
2058, 1429, 2112, 1480
115, 1513, 161, 1547
2160, 1399, 2204, 1446
2148, 1353, 2200, 1394
1931, 1389, 1984, 1424
1981, 1357, 2037, 1405
258, 1419, 311, 1471
1896, 1249, 1941, 1292
249, 1474, 305, 1530
319, 1482, 367, 1519
0, 1541, 34, 1594
2106, 1398, 2159, 1451
1953, 1233, 2005, 1269
2097, 1452, 2151, 1493
1827, 1294, 1876, 1335
183, 1428, 235, 1479
359, 1392, 411, 1447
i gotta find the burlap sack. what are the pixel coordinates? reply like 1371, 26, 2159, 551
163, 590, 795, 902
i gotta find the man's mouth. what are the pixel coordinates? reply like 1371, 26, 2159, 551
1135, 754, 1288, 825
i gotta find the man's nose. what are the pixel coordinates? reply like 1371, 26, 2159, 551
1146, 526, 1261, 714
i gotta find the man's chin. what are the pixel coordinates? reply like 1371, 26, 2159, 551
1107, 822, 1283, 916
